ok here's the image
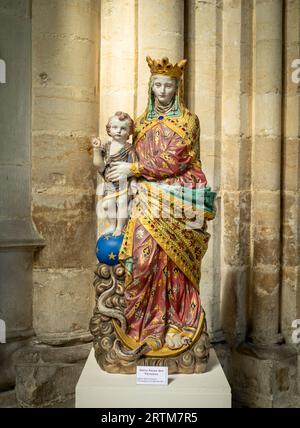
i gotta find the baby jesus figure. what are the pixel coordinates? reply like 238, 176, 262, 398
91, 111, 137, 236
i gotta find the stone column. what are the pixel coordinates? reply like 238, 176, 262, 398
0, 0, 43, 400
217, 0, 299, 408
281, 3, 300, 402
185, 0, 223, 342
250, 0, 283, 345
31, 0, 99, 346
99, 0, 136, 135
136, 0, 184, 114
12, 0, 100, 408
281, 0, 300, 347
97, 0, 184, 233
220, 0, 252, 344
98, 0, 136, 233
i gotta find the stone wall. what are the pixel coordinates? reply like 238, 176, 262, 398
1, 0, 100, 408
31, 0, 99, 347
0, 0, 43, 408
29, 0, 99, 407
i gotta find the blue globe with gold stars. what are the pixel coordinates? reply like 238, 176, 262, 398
96, 232, 125, 266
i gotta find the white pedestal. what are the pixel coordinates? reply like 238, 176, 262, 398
76, 348, 231, 408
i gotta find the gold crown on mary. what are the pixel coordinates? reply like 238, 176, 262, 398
146, 56, 187, 78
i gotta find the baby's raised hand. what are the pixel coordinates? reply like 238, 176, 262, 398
91, 137, 102, 149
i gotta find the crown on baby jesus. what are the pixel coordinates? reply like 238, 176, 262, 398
146, 56, 187, 78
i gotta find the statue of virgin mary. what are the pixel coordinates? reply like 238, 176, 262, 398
105, 56, 216, 362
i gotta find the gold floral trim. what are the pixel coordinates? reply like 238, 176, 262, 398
134, 108, 201, 161
140, 180, 215, 223
138, 215, 205, 290
129, 162, 143, 177
102, 187, 128, 201
112, 310, 204, 358
133, 180, 212, 289
118, 216, 138, 290
119, 180, 213, 290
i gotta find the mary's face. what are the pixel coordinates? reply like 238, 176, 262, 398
151, 75, 177, 106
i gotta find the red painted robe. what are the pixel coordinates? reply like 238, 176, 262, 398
119, 109, 215, 353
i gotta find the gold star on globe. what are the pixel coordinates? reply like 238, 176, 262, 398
108, 252, 116, 260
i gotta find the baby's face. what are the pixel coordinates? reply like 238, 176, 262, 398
109, 117, 130, 142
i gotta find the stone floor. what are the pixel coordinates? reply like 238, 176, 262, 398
0, 389, 75, 408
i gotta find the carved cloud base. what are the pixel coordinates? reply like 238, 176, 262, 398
90, 263, 210, 374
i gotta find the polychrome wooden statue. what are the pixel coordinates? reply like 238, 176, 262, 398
90, 56, 216, 374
